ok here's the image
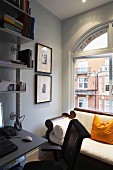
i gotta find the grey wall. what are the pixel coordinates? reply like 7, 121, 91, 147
21, 0, 62, 136
62, 2, 113, 113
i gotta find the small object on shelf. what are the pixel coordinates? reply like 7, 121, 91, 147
18, 49, 33, 68
10, 59, 25, 65
0, 81, 16, 91
16, 80, 26, 91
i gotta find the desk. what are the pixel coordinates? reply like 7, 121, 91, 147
0, 129, 47, 169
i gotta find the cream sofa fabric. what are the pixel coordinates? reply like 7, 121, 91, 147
49, 110, 113, 165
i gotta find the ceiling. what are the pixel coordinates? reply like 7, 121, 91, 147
36, 0, 113, 20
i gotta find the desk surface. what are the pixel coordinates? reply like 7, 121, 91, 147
0, 129, 47, 168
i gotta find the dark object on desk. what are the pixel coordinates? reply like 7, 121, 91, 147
0, 138, 18, 158
14, 120, 22, 131
23, 119, 91, 170
0, 126, 17, 139
14, 115, 25, 131
22, 136, 32, 142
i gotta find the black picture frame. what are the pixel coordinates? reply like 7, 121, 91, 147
35, 74, 52, 104
35, 43, 52, 74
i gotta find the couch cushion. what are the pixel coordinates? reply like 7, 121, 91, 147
49, 117, 70, 145
75, 111, 113, 133
49, 130, 64, 146
91, 115, 113, 144
53, 125, 67, 138
81, 138, 113, 165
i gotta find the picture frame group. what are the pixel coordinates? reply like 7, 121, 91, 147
35, 43, 52, 74
35, 75, 52, 104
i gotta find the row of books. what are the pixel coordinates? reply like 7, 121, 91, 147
6, 0, 31, 14
17, 14, 35, 39
0, 13, 23, 35
0, 12, 35, 39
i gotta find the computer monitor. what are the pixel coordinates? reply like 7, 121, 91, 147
0, 102, 4, 128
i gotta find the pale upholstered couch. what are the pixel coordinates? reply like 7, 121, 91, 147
45, 108, 113, 169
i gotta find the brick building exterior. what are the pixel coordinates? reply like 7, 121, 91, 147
75, 58, 111, 112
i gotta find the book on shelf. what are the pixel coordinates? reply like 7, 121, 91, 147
4, 14, 23, 29
8, 0, 31, 14
6, 0, 20, 7
17, 14, 35, 39
0, 13, 23, 35
6, 0, 30, 14
1, 23, 22, 35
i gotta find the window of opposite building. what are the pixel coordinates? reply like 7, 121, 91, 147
78, 77, 88, 89
78, 97, 88, 109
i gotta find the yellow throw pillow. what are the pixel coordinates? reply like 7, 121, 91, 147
91, 115, 113, 144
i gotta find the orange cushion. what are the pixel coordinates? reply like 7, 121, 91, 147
91, 115, 113, 144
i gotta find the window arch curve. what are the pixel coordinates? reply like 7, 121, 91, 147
77, 28, 107, 52
72, 21, 113, 57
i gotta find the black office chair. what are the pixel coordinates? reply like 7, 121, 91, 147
23, 119, 91, 170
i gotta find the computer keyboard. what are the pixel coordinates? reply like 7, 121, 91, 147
0, 138, 18, 158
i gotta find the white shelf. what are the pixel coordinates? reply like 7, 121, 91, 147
0, 61, 33, 70
0, 91, 26, 93
0, 27, 33, 45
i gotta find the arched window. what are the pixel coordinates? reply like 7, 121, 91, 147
73, 22, 113, 113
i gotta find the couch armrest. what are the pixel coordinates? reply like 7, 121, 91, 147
45, 110, 76, 143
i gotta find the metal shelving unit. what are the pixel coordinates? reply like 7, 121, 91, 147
0, 0, 34, 125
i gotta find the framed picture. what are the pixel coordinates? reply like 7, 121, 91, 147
35, 43, 52, 74
35, 75, 52, 104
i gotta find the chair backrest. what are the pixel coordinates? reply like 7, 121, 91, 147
62, 119, 91, 170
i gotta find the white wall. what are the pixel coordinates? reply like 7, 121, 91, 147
62, 2, 113, 113
20, 0, 62, 136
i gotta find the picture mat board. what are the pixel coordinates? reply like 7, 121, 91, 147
35, 43, 52, 73
35, 75, 52, 104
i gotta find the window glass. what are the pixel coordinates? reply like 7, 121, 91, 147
83, 33, 108, 51
104, 100, 109, 112
99, 99, 102, 111
105, 76, 109, 92
74, 57, 112, 113
99, 77, 102, 92
78, 97, 88, 109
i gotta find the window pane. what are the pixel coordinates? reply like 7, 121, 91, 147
74, 57, 112, 113
79, 78, 83, 82
79, 83, 83, 88
84, 83, 88, 88
83, 33, 108, 51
